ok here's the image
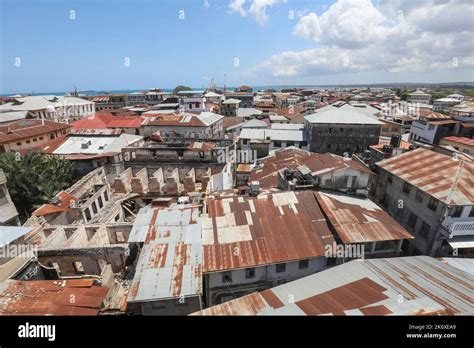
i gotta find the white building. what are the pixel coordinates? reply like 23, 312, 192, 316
0, 95, 95, 123
406, 90, 432, 104
433, 98, 461, 112
239, 128, 310, 154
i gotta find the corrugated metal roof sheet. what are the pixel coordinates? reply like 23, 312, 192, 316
127, 205, 202, 303
193, 256, 474, 315
250, 147, 372, 189
0, 279, 109, 316
316, 191, 414, 243
202, 190, 335, 273
377, 148, 474, 205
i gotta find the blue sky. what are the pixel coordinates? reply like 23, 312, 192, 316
1, 0, 473, 94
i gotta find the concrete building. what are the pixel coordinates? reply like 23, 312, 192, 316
433, 98, 461, 113
26, 167, 132, 227
370, 148, 474, 257
224, 92, 254, 108
87, 94, 129, 111
140, 112, 224, 139
194, 256, 473, 316
177, 90, 206, 112
221, 98, 241, 117
305, 108, 383, 155
0, 169, 20, 225
239, 128, 310, 157
0, 95, 95, 123
249, 147, 374, 196
406, 90, 432, 104
409, 110, 458, 144
0, 119, 72, 153
201, 190, 335, 306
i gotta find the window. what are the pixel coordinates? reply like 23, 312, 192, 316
419, 221, 430, 240
340, 128, 344, 133
274, 141, 281, 148
26, 140, 31, 144
98, 196, 103, 208
415, 189, 424, 202
242, 139, 248, 145
16, 142, 21, 146
39, 137, 44, 140
327, 144, 332, 150
103, 191, 109, 201
73, 261, 85, 274
91, 202, 98, 214
387, 173, 393, 184
407, 212, 417, 228
299, 259, 309, 270
245, 268, 256, 279
470, 207, 474, 218
33, 138, 37, 142
427, 197, 438, 211
286, 141, 294, 147
151, 301, 165, 310
275, 263, 286, 273
450, 206, 463, 218
84, 208, 91, 222
402, 182, 411, 194
222, 272, 232, 283
300, 141, 308, 147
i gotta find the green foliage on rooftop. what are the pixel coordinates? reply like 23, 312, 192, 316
0, 151, 75, 221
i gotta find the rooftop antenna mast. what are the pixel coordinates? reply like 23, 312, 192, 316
224, 73, 227, 92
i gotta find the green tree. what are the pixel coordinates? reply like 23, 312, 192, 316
173, 85, 192, 95
0, 152, 75, 220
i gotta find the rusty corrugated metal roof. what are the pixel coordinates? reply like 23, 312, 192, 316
0, 279, 109, 316
316, 191, 414, 243
193, 256, 474, 316
202, 190, 335, 273
250, 147, 372, 189
377, 148, 474, 205
127, 205, 202, 303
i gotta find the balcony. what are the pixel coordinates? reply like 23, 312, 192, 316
443, 218, 474, 237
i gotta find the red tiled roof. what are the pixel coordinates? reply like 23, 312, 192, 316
0, 120, 72, 145
72, 113, 141, 129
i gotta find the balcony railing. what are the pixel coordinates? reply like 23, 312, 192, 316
444, 219, 474, 237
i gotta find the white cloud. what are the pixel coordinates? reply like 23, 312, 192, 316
228, 0, 276, 25
257, 0, 474, 80
229, 0, 247, 16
